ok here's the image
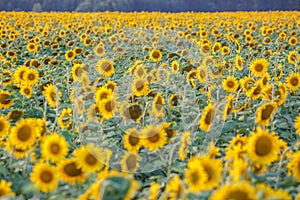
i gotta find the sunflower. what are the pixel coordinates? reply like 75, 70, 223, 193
120, 103, 143, 122
223, 76, 239, 92
94, 43, 105, 57
287, 50, 297, 64
58, 108, 73, 129
10, 118, 37, 150
27, 42, 36, 52
255, 102, 277, 126
58, 158, 86, 184
168, 94, 181, 108
199, 103, 215, 132
43, 83, 61, 108
171, 60, 179, 73
150, 49, 162, 62
247, 127, 280, 166
7, 110, 23, 121
247, 82, 262, 100
295, 114, 300, 136
0, 90, 14, 109
0, 116, 10, 137
96, 58, 115, 77
287, 151, 300, 182
5, 140, 31, 159
184, 157, 208, 193
212, 42, 221, 54
221, 46, 230, 55
73, 144, 104, 173
151, 92, 165, 119
134, 64, 146, 78
235, 55, 243, 70
141, 124, 167, 151
30, 162, 58, 193
210, 181, 256, 200
20, 85, 32, 98
65, 50, 76, 61
286, 73, 300, 91
2, 70, 13, 86
95, 86, 113, 103
120, 152, 141, 173
97, 96, 118, 120
288, 36, 298, 46
124, 128, 142, 153
0, 180, 14, 198
83, 37, 92, 46
23, 68, 39, 85
197, 65, 208, 83
104, 80, 117, 92
250, 58, 269, 77
178, 131, 191, 160
71, 63, 84, 81
131, 78, 148, 97
223, 94, 234, 120
149, 182, 160, 200
163, 122, 178, 139
256, 184, 292, 200
164, 174, 185, 199
41, 132, 68, 163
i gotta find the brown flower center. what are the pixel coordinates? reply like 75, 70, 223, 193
40, 170, 53, 183
255, 63, 263, 72
261, 105, 274, 120
50, 143, 60, 154
290, 77, 299, 86
126, 154, 137, 171
226, 190, 249, 200
17, 125, 32, 141
85, 154, 97, 165
64, 162, 82, 177
255, 135, 272, 156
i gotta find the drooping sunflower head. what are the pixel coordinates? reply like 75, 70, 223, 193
43, 83, 61, 108
255, 102, 277, 126
199, 103, 215, 132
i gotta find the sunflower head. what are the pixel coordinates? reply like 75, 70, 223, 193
250, 58, 269, 77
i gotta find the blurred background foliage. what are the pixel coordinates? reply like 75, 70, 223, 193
0, 0, 298, 12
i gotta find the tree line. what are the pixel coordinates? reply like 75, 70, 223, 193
0, 0, 298, 12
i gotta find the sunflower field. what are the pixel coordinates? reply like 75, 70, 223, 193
0, 11, 300, 199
